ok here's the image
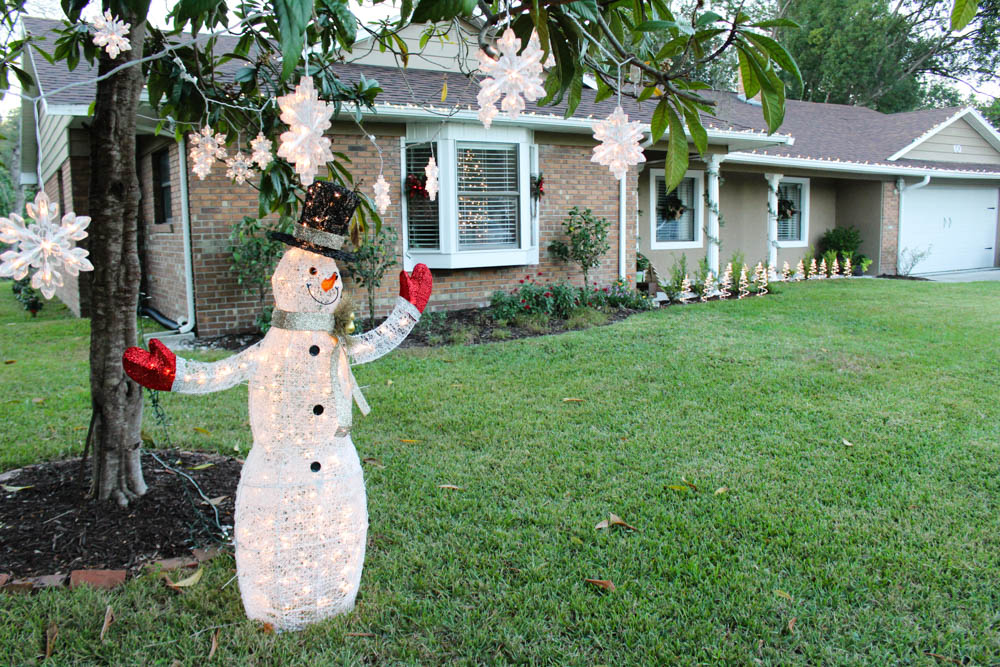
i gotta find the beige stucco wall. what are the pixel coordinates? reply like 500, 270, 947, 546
835, 180, 884, 273
638, 165, 839, 279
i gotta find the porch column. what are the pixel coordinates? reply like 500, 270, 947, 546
765, 172, 783, 270
706, 154, 724, 275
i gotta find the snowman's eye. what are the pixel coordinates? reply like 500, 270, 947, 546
309, 267, 317, 275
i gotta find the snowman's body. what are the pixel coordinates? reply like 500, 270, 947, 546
168, 247, 421, 630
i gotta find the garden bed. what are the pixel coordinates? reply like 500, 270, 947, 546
0, 450, 239, 578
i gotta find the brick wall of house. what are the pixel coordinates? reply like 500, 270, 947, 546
880, 180, 899, 275
138, 138, 188, 323
179, 131, 636, 338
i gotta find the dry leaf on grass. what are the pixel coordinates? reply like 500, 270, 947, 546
842, 438, 854, 447
193, 427, 212, 436
164, 567, 204, 591
667, 485, 689, 492
714, 486, 729, 496
259, 623, 275, 634
787, 617, 796, 633
45, 623, 58, 659
32, 397, 44, 404
202, 496, 227, 506
4, 360, 15, 364
362, 457, 385, 469
774, 589, 792, 601
562, 398, 584, 403
585, 578, 616, 592
208, 628, 220, 660
400, 439, 419, 443
346, 632, 375, 637
594, 513, 637, 531
100, 606, 114, 642
569, 536, 584, 546
189, 463, 214, 471
438, 484, 463, 490
2, 485, 32, 493
923, 652, 964, 665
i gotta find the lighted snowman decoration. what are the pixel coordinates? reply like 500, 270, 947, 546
123, 182, 432, 630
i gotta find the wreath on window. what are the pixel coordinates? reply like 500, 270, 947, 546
530, 173, 545, 200
406, 173, 429, 200
662, 194, 687, 221
777, 197, 798, 220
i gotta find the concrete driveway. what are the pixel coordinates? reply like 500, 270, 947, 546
914, 268, 1000, 282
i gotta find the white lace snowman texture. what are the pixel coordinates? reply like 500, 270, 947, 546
123, 192, 432, 630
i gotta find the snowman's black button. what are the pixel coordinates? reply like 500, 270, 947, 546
313, 404, 324, 415
309, 345, 320, 356
310, 461, 321, 472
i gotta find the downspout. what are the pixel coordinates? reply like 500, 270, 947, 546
896, 175, 931, 273
176, 135, 196, 334
618, 173, 627, 279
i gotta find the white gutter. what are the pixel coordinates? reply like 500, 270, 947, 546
895, 175, 931, 273
726, 152, 1000, 180
176, 135, 196, 335
618, 175, 627, 279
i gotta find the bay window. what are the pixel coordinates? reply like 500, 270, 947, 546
401, 125, 537, 270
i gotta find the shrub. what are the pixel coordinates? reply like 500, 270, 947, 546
548, 207, 611, 288
658, 254, 689, 301
821, 249, 838, 276
513, 311, 550, 333
11, 277, 42, 316
229, 215, 290, 333
566, 307, 608, 330
819, 226, 862, 259
604, 278, 654, 310
345, 226, 399, 331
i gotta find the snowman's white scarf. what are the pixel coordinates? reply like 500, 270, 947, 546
271, 309, 371, 430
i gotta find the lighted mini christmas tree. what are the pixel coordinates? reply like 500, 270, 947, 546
754, 261, 768, 295
738, 266, 750, 299
701, 271, 717, 301
719, 263, 733, 298
808, 258, 818, 279
830, 257, 840, 278
677, 275, 694, 303
818, 258, 827, 279
781, 261, 791, 281
843, 256, 852, 277
794, 259, 805, 281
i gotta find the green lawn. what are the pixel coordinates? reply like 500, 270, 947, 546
2, 278, 999, 665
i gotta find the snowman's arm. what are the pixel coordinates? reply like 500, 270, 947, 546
171, 341, 262, 394
347, 297, 420, 365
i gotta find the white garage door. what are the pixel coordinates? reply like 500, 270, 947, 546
900, 184, 998, 273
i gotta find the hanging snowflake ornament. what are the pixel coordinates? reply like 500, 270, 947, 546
0, 191, 93, 299
476, 28, 546, 129
424, 157, 439, 202
226, 151, 255, 185
250, 132, 274, 170
372, 175, 391, 215
92, 11, 131, 59
189, 125, 228, 180
591, 106, 646, 180
277, 76, 334, 187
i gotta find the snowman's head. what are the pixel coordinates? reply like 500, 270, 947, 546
271, 247, 343, 313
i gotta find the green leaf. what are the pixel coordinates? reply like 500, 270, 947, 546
637, 84, 658, 103
749, 18, 800, 29
695, 11, 723, 26
736, 47, 760, 99
173, 0, 224, 27
741, 46, 785, 132
743, 32, 802, 87
634, 20, 693, 35
679, 101, 708, 155
565, 73, 583, 118
59, 0, 89, 22
274, 0, 312, 80
594, 75, 614, 104
563, 0, 602, 23
950, 0, 977, 31
324, 0, 358, 49
650, 97, 670, 142
411, 0, 476, 23
663, 102, 688, 191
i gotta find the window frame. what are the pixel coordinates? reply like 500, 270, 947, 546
399, 125, 537, 271
649, 168, 705, 250
151, 147, 173, 225
775, 176, 810, 248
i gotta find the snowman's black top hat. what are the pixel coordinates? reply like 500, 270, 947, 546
268, 181, 359, 261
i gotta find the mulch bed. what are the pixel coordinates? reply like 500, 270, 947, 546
878, 274, 930, 281
0, 450, 241, 578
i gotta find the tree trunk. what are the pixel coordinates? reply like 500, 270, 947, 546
87, 17, 148, 506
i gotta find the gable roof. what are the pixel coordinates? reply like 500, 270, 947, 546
886, 107, 1000, 161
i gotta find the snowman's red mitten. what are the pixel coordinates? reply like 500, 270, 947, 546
399, 263, 433, 313
122, 338, 177, 391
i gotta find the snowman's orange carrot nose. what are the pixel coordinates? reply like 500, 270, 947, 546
321, 273, 338, 292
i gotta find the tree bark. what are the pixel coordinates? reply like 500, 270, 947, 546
87, 17, 148, 506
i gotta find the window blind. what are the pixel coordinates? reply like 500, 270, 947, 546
405, 144, 440, 250
777, 182, 802, 241
152, 148, 172, 224
655, 176, 696, 242
456, 144, 519, 249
